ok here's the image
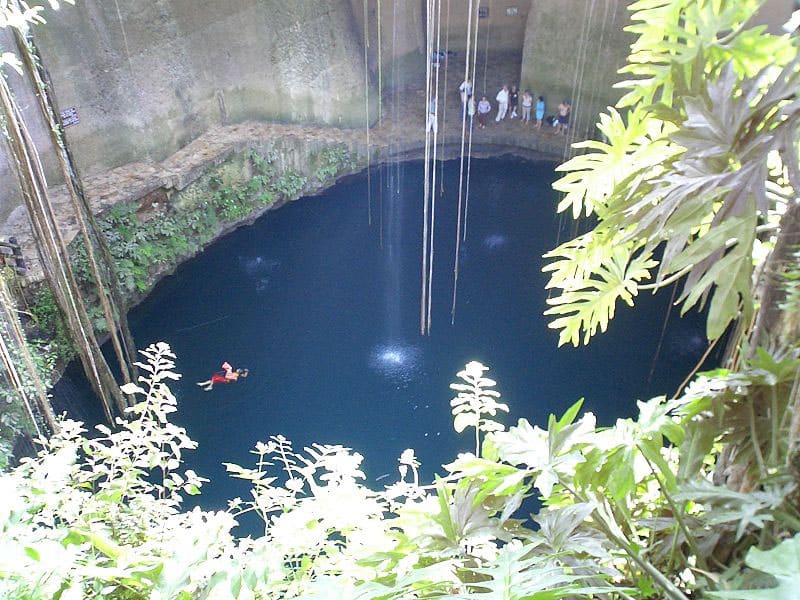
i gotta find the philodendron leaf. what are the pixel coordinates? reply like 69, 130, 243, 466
464, 541, 587, 600
705, 534, 800, 599
544, 246, 657, 346
491, 410, 593, 498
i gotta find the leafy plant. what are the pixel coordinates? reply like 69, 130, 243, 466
779, 245, 800, 338
250, 149, 278, 179
544, 0, 800, 345
1, 343, 211, 598
272, 170, 307, 197
706, 534, 800, 599
314, 144, 354, 182
449, 360, 508, 454
1, 347, 798, 598
28, 288, 75, 362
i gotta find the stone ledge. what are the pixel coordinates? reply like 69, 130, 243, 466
2, 117, 570, 283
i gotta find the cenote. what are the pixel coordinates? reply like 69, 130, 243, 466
71, 157, 705, 519
8, 4, 794, 594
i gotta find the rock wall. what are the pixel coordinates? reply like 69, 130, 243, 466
521, 0, 632, 142
350, 0, 426, 93
29, 0, 374, 174
1, 0, 632, 222
3, 0, 796, 228
0, 0, 645, 225
444, 0, 531, 54
114, 137, 367, 302
0, 27, 58, 227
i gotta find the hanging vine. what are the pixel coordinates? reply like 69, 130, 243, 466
11, 8, 139, 394
451, 0, 480, 324
0, 4, 127, 420
0, 272, 56, 439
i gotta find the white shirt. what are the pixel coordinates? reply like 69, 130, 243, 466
496, 88, 509, 104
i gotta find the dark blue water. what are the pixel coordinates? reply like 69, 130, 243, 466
122, 158, 705, 516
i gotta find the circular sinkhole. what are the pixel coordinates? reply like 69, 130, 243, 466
77, 157, 708, 520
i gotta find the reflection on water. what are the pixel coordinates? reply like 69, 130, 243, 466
369, 342, 422, 383
238, 255, 281, 294
482, 233, 509, 250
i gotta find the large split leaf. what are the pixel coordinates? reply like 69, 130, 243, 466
545, 49, 800, 344
462, 541, 608, 600
544, 247, 656, 347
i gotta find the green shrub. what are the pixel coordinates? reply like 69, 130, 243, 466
315, 144, 354, 182
2, 345, 797, 598
28, 289, 75, 362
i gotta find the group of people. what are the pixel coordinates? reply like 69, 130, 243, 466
455, 79, 571, 134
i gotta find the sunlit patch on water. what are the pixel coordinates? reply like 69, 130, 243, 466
667, 328, 707, 360
238, 256, 281, 293
369, 342, 422, 382
482, 233, 508, 250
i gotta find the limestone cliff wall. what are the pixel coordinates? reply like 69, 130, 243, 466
2, 0, 631, 223
1, 0, 378, 221
31, 1, 373, 172
444, 0, 531, 54
0, 27, 58, 226
350, 0, 426, 92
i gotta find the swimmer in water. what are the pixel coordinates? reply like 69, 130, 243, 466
197, 361, 249, 391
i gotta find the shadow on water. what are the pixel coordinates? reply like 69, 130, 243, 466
56, 158, 709, 535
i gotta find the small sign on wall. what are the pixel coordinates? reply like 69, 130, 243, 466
60, 107, 79, 127
506, 7, 519, 16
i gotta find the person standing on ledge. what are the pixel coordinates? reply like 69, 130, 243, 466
467, 94, 476, 128
495, 85, 509, 121
520, 90, 533, 123
477, 95, 491, 129
556, 100, 571, 134
426, 96, 438, 134
535, 95, 546, 129
508, 85, 519, 119
459, 79, 472, 116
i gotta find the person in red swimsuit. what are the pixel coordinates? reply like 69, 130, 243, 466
197, 362, 249, 391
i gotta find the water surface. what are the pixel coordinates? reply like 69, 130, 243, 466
124, 158, 705, 516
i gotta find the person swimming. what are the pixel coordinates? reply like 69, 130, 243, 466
196, 361, 249, 391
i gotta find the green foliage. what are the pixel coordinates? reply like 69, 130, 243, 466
272, 170, 307, 197
449, 361, 508, 454
214, 184, 253, 222
706, 534, 800, 599
545, 0, 800, 345
211, 152, 302, 220
0, 388, 28, 470
250, 149, 278, 178
314, 144, 354, 182
64, 145, 330, 304
544, 245, 658, 346
28, 288, 75, 362
1, 343, 209, 598
779, 245, 800, 317
617, 0, 793, 108
2, 349, 796, 598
